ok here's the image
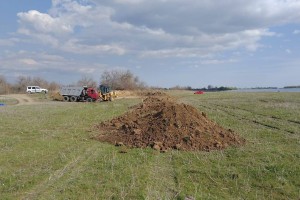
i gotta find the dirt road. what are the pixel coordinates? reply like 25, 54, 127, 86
1, 94, 36, 106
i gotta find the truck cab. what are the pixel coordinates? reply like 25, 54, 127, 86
86, 88, 99, 100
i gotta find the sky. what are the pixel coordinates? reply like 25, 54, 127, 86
0, 0, 300, 88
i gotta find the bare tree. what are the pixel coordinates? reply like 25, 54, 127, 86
13, 76, 32, 93
48, 81, 61, 92
100, 69, 146, 90
0, 75, 11, 94
77, 75, 97, 88
32, 77, 49, 88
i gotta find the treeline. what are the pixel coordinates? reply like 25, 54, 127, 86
0, 75, 60, 94
284, 85, 300, 88
251, 87, 278, 89
169, 85, 237, 91
0, 70, 147, 95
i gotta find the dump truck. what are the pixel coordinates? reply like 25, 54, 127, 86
60, 86, 99, 102
98, 85, 117, 101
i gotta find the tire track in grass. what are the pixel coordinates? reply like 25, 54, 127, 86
211, 103, 300, 127
197, 104, 296, 134
199, 104, 281, 131
22, 143, 98, 200
210, 103, 299, 134
145, 153, 180, 199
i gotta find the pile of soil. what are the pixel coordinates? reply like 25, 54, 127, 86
50, 92, 64, 101
116, 89, 164, 99
94, 93, 245, 151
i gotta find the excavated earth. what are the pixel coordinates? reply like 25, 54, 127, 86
94, 92, 245, 151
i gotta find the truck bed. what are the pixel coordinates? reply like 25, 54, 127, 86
60, 87, 83, 96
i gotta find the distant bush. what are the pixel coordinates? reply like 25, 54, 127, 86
169, 85, 192, 90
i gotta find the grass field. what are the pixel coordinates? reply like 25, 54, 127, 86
0, 92, 299, 199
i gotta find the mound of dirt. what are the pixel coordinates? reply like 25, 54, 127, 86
116, 89, 166, 99
94, 94, 245, 151
50, 92, 64, 101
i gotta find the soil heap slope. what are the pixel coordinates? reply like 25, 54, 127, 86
95, 94, 245, 151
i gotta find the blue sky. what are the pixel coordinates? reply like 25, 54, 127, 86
0, 0, 300, 88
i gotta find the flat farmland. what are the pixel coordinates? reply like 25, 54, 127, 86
0, 92, 299, 199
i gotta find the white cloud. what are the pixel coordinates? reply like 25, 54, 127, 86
0, 38, 20, 47
293, 30, 300, 34
139, 28, 274, 57
100, 0, 300, 34
285, 49, 291, 54
61, 39, 126, 55
14, 0, 300, 59
19, 58, 38, 65
0, 51, 108, 76
78, 67, 96, 74
1, 51, 62, 71
200, 59, 237, 65
114, 0, 144, 4
17, 10, 73, 35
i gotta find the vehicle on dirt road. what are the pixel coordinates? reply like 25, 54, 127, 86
60, 86, 99, 102
26, 86, 48, 94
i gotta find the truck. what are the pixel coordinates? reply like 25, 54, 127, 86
60, 86, 99, 102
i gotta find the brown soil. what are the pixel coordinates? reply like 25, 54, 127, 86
94, 93, 245, 151
50, 92, 64, 101
116, 89, 159, 99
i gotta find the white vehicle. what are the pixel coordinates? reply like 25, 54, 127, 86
26, 86, 48, 93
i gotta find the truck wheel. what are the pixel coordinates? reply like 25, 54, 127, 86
70, 96, 77, 102
86, 98, 93, 102
63, 96, 70, 102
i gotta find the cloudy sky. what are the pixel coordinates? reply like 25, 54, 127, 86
1, 0, 300, 88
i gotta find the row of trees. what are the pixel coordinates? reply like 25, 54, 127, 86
0, 70, 146, 95
73, 70, 146, 90
0, 75, 61, 94
169, 85, 237, 91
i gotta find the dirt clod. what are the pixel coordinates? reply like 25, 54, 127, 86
94, 94, 245, 151
115, 142, 124, 146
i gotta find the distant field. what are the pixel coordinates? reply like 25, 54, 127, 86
0, 92, 299, 199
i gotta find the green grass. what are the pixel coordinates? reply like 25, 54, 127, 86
0, 92, 299, 199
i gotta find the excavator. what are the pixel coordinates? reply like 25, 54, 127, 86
98, 85, 117, 101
